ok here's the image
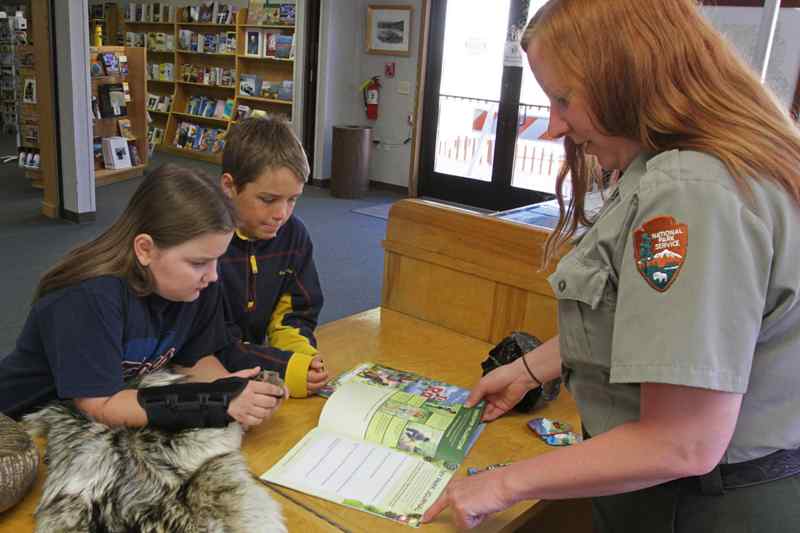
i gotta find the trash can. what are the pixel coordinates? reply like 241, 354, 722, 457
331, 125, 371, 198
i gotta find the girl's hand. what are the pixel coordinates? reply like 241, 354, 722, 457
227, 367, 284, 429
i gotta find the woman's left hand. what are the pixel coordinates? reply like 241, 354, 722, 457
421, 469, 512, 529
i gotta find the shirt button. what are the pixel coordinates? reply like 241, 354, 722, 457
558, 280, 566, 292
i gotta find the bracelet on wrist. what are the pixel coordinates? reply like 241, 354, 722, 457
521, 354, 542, 387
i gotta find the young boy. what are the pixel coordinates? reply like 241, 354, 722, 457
218, 117, 327, 398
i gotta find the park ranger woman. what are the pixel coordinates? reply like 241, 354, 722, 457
423, 0, 800, 531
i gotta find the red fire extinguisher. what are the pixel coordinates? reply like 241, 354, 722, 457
361, 76, 381, 120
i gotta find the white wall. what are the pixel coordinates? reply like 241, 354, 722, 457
56, 0, 96, 216
314, 0, 422, 188
314, 0, 361, 183
703, 5, 800, 110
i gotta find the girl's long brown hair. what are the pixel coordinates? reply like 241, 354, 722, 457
522, 0, 800, 267
35, 164, 237, 300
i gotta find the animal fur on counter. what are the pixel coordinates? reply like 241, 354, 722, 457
24, 370, 286, 533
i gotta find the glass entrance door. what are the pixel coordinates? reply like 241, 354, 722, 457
419, 0, 561, 211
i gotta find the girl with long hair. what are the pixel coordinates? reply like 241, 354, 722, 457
423, 1, 800, 531
0, 165, 285, 430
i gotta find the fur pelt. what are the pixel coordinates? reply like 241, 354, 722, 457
23, 370, 286, 533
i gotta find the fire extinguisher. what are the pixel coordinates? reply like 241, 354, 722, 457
361, 76, 381, 120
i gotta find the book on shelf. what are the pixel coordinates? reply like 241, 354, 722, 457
277, 80, 293, 101
146, 93, 159, 110
22, 77, 36, 104
102, 136, 132, 169
92, 137, 104, 169
91, 95, 101, 120
275, 34, 292, 59
90, 56, 104, 77
128, 141, 142, 166
266, 6, 281, 24
178, 29, 192, 51
235, 104, 251, 121
126, 3, 174, 23
246, 0, 267, 25
100, 52, 119, 75
213, 99, 226, 119
173, 121, 226, 154
244, 29, 261, 57
185, 6, 200, 23
222, 98, 235, 120
279, 4, 295, 25
259, 81, 278, 99
239, 74, 260, 97
98, 83, 127, 118
215, 4, 237, 25
117, 118, 135, 140
262, 31, 276, 57
262, 362, 486, 528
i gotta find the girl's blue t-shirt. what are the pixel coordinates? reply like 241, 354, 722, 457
0, 276, 231, 418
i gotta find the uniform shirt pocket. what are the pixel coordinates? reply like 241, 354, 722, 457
549, 255, 616, 369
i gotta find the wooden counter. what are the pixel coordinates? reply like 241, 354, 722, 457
245, 307, 582, 532
1, 199, 589, 532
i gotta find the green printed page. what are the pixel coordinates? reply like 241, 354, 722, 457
319, 382, 484, 466
262, 428, 452, 527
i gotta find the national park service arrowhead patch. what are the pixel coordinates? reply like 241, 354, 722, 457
633, 216, 688, 292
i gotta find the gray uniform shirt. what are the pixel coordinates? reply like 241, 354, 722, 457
549, 150, 800, 463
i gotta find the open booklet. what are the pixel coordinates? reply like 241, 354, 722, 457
261, 363, 485, 527
318, 361, 472, 405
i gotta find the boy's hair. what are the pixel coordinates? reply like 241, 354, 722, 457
35, 164, 237, 300
222, 116, 310, 190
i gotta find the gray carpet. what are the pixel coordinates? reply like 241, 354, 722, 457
0, 134, 404, 355
351, 202, 394, 220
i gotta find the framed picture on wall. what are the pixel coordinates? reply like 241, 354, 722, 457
366, 5, 413, 56
22, 78, 36, 104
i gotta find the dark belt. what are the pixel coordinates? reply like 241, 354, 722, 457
696, 448, 800, 495
581, 426, 800, 496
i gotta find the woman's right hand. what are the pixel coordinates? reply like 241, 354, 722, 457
466, 357, 538, 421
227, 367, 286, 429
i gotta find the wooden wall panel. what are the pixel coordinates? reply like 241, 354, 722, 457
523, 292, 559, 341
384, 200, 556, 296
489, 284, 530, 344
382, 199, 566, 343
383, 252, 495, 341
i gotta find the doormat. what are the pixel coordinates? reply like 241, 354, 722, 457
351, 202, 394, 220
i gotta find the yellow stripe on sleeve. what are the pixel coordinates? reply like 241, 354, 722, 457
285, 353, 314, 398
268, 293, 319, 356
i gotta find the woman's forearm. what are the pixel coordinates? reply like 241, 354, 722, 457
500, 421, 696, 503
523, 335, 562, 384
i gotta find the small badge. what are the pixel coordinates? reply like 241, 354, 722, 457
541, 432, 580, 446
528, 417, 573, 436
633, 216, 688, 292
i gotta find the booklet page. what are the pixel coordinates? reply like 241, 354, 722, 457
262, 428, 452, 527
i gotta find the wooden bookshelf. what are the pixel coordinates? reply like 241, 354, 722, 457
90, 45, 148, 185
88, 2, 122, 45
19, 0, 59, 217
123, 4, 298, 164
